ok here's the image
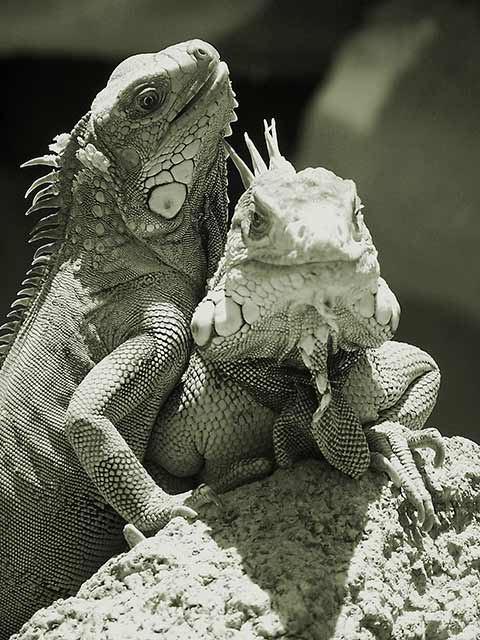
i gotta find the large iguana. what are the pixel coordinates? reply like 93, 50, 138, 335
140, 120, 444, 546
0, 39, 237, 638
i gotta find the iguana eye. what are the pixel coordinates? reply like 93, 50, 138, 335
248, 209, 271, 240
352, 203, 364, 235
136, 87, 163, 113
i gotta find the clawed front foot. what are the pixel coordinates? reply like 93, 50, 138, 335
365, 423, 445, 531
123, 483, 222, 548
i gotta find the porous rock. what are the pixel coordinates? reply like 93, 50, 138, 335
12, 437, 480, 639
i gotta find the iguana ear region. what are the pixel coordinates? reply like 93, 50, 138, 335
148, 182, 187, 219
146, 157, 196, 219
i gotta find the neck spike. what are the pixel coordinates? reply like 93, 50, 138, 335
224, 141, 254, 189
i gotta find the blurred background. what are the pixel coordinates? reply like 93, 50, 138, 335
0, 0, 478, 441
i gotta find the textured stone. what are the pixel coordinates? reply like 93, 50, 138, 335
13, 437, 480, 639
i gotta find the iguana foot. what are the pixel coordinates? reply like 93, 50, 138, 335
365, 423, 445, 531
190, 483, 224, 508
131, 488, 201, 536
127, 484, 222, 543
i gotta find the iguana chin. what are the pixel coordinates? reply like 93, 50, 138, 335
0, 40, 236, 638
141, 120, 443, 551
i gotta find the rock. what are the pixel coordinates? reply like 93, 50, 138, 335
12, 437, 480, 639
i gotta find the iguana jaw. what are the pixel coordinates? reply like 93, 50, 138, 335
192, 265, 382, 359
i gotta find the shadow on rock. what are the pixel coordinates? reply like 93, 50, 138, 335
11, 438, 480, 640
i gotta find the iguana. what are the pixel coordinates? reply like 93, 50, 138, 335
140, 120, 444, 547
0, 39, 237, 638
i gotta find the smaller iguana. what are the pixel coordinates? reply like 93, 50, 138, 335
135, 120, 443, 547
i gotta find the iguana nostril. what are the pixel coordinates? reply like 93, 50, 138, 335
190, 45, 211, 62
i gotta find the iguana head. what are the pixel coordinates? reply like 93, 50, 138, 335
192, 120, 399, 361
20, 41, 236, 277
87, 39, 236, 243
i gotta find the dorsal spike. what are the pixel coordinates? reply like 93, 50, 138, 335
32, 255, 52, 267
16, 287, 37, 298
263, 118, 295, 174
244, 133, 268, 176
263, 119, 277, 162
0, 321, 19, 334
11, 297, 31, 310
6, 310, 23, 320
269, 118, 279, 147
29, 227, 62, 244
25, 171, 59, 199
26, 266, 46, 277
33, 243, 56, 260
26, 196, 61, 216
21, 155, 60, 169
31, 184, 59, 207
224, 141, 254, 189
21, 276, 43, 287
29, 212, 61, 233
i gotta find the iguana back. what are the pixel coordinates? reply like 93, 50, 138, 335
0, 40, 236, 638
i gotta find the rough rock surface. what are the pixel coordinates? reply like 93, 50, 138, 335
12, 437, 480, 639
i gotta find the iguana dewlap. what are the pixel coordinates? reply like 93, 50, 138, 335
0, 40, 236, 638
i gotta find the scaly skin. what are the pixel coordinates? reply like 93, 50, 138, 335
0, 40, 236, 638
145, 122, 395, 497
145, 121, 443, 542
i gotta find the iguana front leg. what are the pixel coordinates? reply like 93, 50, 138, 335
344, 341, 445, 531
65, 301, 199, 534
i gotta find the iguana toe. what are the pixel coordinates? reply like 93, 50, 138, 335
123, 523, 146, 549
366, 423, 439, 531
189, 483, 223, 509
369, 451, 402, 487
407, 427, 445, 467
133, 489, 199, 535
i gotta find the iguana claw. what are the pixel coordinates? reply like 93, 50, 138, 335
189, 483, 223, 509
365, 423, 444, 532
123, 523, 146, 549
407, 427, 445, 467
132, 488, 199, 535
